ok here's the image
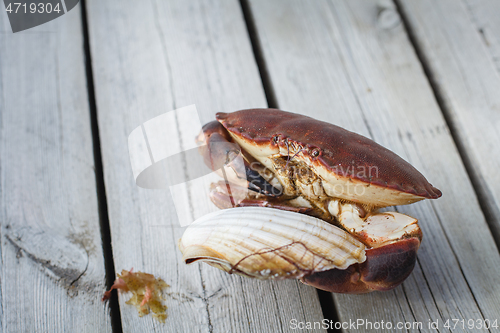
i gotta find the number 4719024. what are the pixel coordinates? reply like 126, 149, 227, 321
6, 2, 62, 14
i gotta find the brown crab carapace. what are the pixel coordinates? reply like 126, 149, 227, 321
180, 109, 441, 293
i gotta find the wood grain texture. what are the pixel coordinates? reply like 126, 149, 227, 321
0, 7, 111, 333
248, 0, 500, 331
85, 0, 326, 331
397, 0, 500, 249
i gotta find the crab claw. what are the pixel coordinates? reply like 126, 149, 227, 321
198, 121, 281, 197
301, 237, 420, 293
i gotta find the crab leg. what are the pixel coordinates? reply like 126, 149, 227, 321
209, 180, 314, 213
198, 121, 281, 197
327, 200, 422, 248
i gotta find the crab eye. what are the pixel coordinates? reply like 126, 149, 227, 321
273, 136, 279, 143
311, 149, 320, 157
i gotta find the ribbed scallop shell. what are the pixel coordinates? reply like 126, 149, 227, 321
179, 207, 366, 280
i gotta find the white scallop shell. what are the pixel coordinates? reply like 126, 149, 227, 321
179, 207, 366, 280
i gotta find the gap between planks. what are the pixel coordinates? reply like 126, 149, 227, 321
80, 0, 123, 332
240, 0, 279, 109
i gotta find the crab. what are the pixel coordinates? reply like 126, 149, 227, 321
179, 109, 441, 293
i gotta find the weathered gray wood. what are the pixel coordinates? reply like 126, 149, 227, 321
248, 0, 500, 331
0, 7, 111, 333
86, 0, 326, 331
397, 0, 500, 252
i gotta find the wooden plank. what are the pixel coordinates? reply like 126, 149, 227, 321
85, 0, 326, 331
248, 0, 500, 331
0, 7, 111, 333
397, 0, 500, 251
